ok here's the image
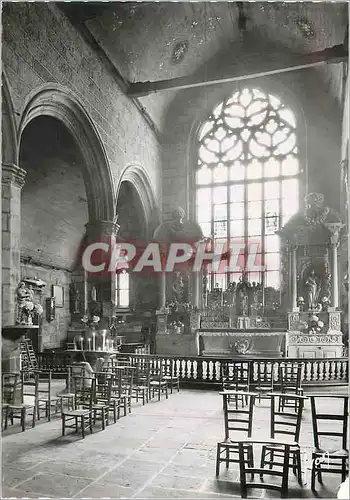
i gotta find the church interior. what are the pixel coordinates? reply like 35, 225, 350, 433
1, 2, 349, 499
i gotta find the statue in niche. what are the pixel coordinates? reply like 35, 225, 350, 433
251, 282, 260, 305
304, 268, 321, 310
172, 272, 185, 304
236, 275, 251, 316
69, 283, 81, 314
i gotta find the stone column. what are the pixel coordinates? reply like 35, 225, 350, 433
2, 164, 27, 326
325, 223, 345, 309
159, 272, 166, 308
192, 271, 200, 309
291, 244, 298, 311
84, 218, 119, 309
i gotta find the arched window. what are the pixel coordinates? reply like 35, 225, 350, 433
195, 87, 300, 295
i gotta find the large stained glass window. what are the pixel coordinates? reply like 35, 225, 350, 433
195, 88, 300, 294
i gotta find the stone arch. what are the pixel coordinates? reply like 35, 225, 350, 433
2, 71, 18, 166
117, 164, 160, 239
18, 84, 115, 222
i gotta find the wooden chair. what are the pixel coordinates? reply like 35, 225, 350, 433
92, 374, 112, 430
238, 439, 291, 498
260, 393, 307, 486
37, 370, 61, 421
149, 360, 168, 401
161, 358, 180, 394
2, 373, 20, 430
61, 376, 94, 438
6, 371, 39, 432
222, 362, 251, 408
131, 359, 150, 405
253, 362, 275, 402
57, 365, 82, 413
216, 391, 256, 477
278, 362, 304, 412
118, 365, 135, 416
310, 395, 349, 491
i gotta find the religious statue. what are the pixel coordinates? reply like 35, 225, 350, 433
237, 291, 249, 316
251, 282, 261, 305
236, 275, 251, 316
304, 268, 320, 310
172, 272, 185, 303
69, 283, 80, 314
16, 282, 30, 323
27, 284, 35, 302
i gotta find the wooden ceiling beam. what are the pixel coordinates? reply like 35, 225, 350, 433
127, 44, 348, 97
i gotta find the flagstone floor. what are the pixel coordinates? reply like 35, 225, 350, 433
2, 386, 346, 499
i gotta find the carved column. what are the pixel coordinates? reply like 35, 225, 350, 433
325, 223, 345, 309
2, 164, 27, 326
291, 243, 298, 311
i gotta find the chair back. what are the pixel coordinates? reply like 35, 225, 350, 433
310, 395, 349, 451
279, 362, 303, 394
2, 373, 20, 404
20, 370, 39, 406
67, 365, 85, 392
37, 370, 53, 399
95, 374, 113, 405
73, 376, 95, 409
113, 356, 132, 366
256, 361, 275, 386
222, 362, 250, 391
161, 358, 175, 377
220, 391, 255, 439
269, 393, 307, 442
134, 358, 151, 385
237, 439, 291, 498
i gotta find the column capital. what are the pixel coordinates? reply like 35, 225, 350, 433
85, 219, 120, 240
2, 163, 26, 188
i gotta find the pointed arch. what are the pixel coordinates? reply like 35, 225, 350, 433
117, 164, 160, 239
18, 84, 115, 222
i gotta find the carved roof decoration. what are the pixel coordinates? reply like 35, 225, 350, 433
153, 206, 203, 244
277, 192, 343, 242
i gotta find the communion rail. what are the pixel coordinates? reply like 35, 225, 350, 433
37, 352, 348, 387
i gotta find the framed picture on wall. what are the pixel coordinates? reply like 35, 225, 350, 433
52, 285, 64, 308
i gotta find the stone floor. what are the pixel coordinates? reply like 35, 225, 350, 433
2, 385, 347, 499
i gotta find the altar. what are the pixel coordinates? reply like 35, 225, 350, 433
197, 329, 285, 358
278, 193, 346, 359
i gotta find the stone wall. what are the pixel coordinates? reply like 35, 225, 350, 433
2, 2, 162, 203
20, 263, 71, 350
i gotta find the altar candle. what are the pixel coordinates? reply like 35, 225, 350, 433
80, 337, 84, 350
88, 339, 91, 351
92, 332, 96, 351
102, 332, 106, 351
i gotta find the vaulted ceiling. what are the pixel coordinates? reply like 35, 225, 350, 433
59, 1, 348, 131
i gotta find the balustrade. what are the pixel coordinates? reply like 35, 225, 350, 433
36, 352, 348, 386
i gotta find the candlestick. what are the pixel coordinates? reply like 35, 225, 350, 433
80, 337, 84, 350
88, 339, 91, 351
102, 332, 106, 351
92, 331, 96, 351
